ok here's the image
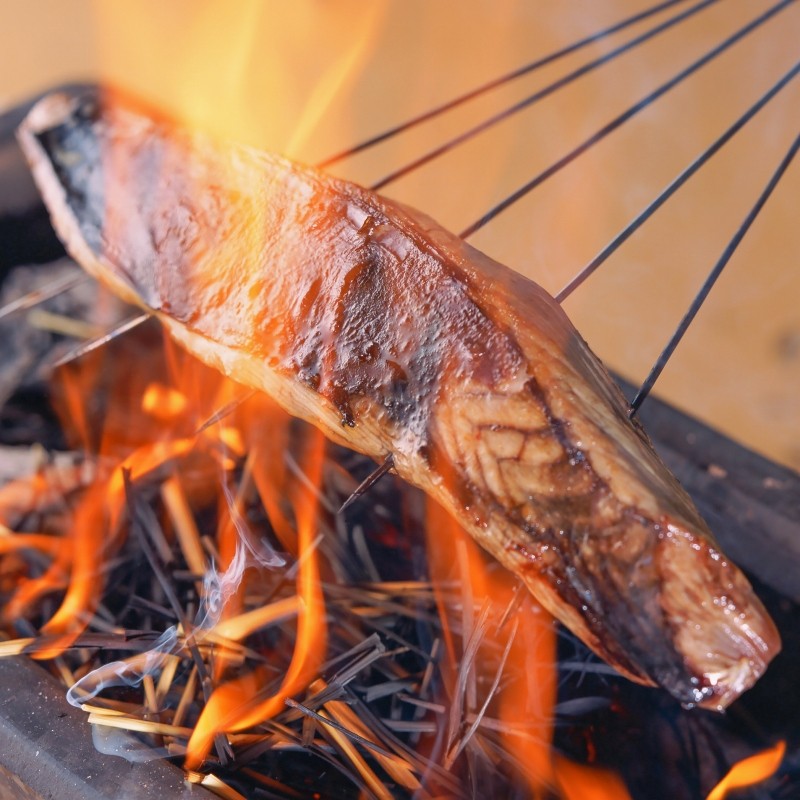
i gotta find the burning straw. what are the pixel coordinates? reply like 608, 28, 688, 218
0, 322, 787, 798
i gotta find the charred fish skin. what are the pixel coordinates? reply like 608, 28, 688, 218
18, 86, 780, 709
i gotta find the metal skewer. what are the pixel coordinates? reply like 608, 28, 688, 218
369, 0, 723, 191
458, 0, 795, 239
338, 454, 395, 514
50, 312, 152, 368
0, 271, 88, 322
555, 57, 800, 302
318, 0, 696, 169
629, 130, 800, 415
194, 390, 257, 435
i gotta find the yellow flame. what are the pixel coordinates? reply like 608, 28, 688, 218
90, 0, 385, 157
706, 741, 786, 800
142, 382, 189, 420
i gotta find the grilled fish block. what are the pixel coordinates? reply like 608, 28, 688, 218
18, 87, 779, 709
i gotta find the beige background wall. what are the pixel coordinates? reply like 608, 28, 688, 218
1, 0, 798, 470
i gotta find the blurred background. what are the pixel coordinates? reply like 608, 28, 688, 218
1, 0, 798, 470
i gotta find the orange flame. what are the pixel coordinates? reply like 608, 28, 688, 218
142, 382, 189, 421
184, 428, 328, 769
552, 756, 633, 800
7, 329, 235, 659
706, 741, 786, 800
424, 494, 632, 796
90, 0, 385, 157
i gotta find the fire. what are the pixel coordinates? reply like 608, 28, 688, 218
184, 427, 328, 769
706, 741, 786, 800
425, 499, 634, 798
0, 295, 652, 794
90, 0, 385, 157
15, 8, 369, 752
142, 383, 189, 421
0, 184, 786, 795
9, 340, 231, 659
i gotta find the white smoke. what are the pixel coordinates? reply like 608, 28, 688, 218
66, 626, 180, 707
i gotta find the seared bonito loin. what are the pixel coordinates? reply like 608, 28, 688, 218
18, 86, 780, 709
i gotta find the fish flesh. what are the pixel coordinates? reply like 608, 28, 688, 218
17, 86, 780, 709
